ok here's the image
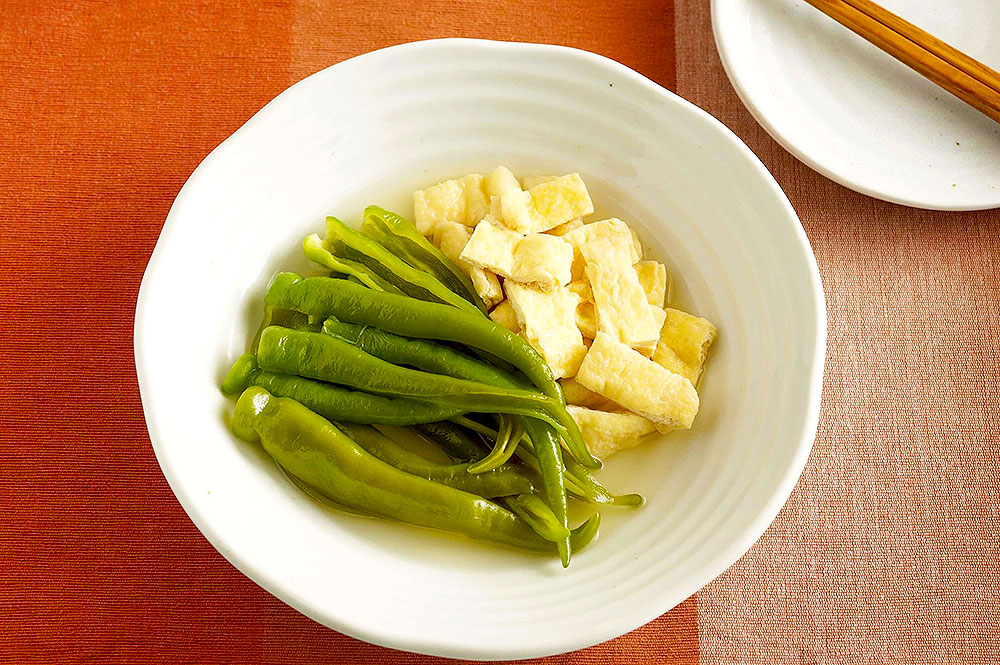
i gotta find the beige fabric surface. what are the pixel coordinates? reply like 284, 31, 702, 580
677, 1, 1000, 661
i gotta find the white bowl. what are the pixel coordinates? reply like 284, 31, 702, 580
135, 39, 825, 660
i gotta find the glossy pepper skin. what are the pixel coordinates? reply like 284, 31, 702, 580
222, 353, 468, 425
231, 386, 557, 551
413, 421, 485, 462
303, 234, 403, 295
316, 318, 577, 564
265, 275, 567, 404
255, 326, 591, 459
524, 418, 571, 566
322, 319, 530, 391
360, 206, 483, 312
324, 216, 483, 315
335, 422, 535, 498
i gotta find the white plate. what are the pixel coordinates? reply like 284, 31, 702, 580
134, 39, 825, 660
713, 0, 1000, 210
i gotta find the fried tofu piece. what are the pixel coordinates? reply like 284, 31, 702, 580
505, 282, 587, 378
526, 174, 594, 232
559, 378, 619, 410
566, 406, 657, 458
512, 233, 574, 289
575, 300, 598, 339
652, 308, 718, 385
470, 270, 504, 310
485, 166, 534, 233
576, 332, 699, 429
413, 174, 489, 235
566, 279, 593, 302
545, 217, 584, 237
521, 174, 559, 189
460, 218, 573, 289
432, 221, 503, 309
489, 299, 520, 332
585, 249, 665, 348
635, 261, 668, 308
563, 218, 640, 265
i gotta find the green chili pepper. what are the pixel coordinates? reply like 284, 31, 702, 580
221, 353, 468, 425
504, 493, 571, 543
455, 415, 640, 507
468, 415, 525, 474
231, 386, 589, 554
283, 457, 601, 554
265, 275, 562, 399
303, 234, 403, 294
323, 216, 481, 314
335, 422, 535, 498
360, 206, 483, 311
266, 276, 600, 469
413, 422, 486, 462
322, 319, 530, 391
372, 424, 453, 463
568, 512, 601, 551
256, 326, 586, 449
564, 458, 645, 507
524, 418, 571, 567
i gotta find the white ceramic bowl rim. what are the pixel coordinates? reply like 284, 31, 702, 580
135, 38, 826, 659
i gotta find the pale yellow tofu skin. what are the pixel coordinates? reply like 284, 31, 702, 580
461, 174, 490, 227
632, 318, 663, 357
521, 174, 559, 189
526, 174, 594, 232
505, 282, 588, 378
652, 308, 718, 385
563, 218, 640, 265
513, 234, 573, 288
434, 221, 472, 265
567, 405, 658, 459
460, 218, 573, 289
471, 269, 504, 310
432, 221, 503, 309
485, 166, 534, 233
570, 251, 587, 282
489, 299, 520, 332
635, 261, 668, 308
650, 344, 691, 383
560, 378, 619, 410
546, 217, 584, 237
575, 301, 598, 339
413, 174, 489, 235
576, 332, 699, 429
459, 217, 521, 277
566, 279, 593, 302
630, 227, 644, 262
585, 246, 665, 348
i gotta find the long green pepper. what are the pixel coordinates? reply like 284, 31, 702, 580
256, 325, 588, 453
221, 353, 468, 425
231, 387, 557, 551
360, 206, 482, 311
335, 422, 535, 498
264, 275, 572, 406
324, 216, 483, 314
321, 319, 530, 391
413, 421, 485, 462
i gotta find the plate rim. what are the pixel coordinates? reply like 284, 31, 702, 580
134, 37, 827, 660
711, 0, 1000, 212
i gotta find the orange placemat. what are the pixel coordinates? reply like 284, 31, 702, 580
0, 2, 694, 663
2, 1, 997, 663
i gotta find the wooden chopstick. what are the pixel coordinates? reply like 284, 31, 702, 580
802, 0, 1000, 124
